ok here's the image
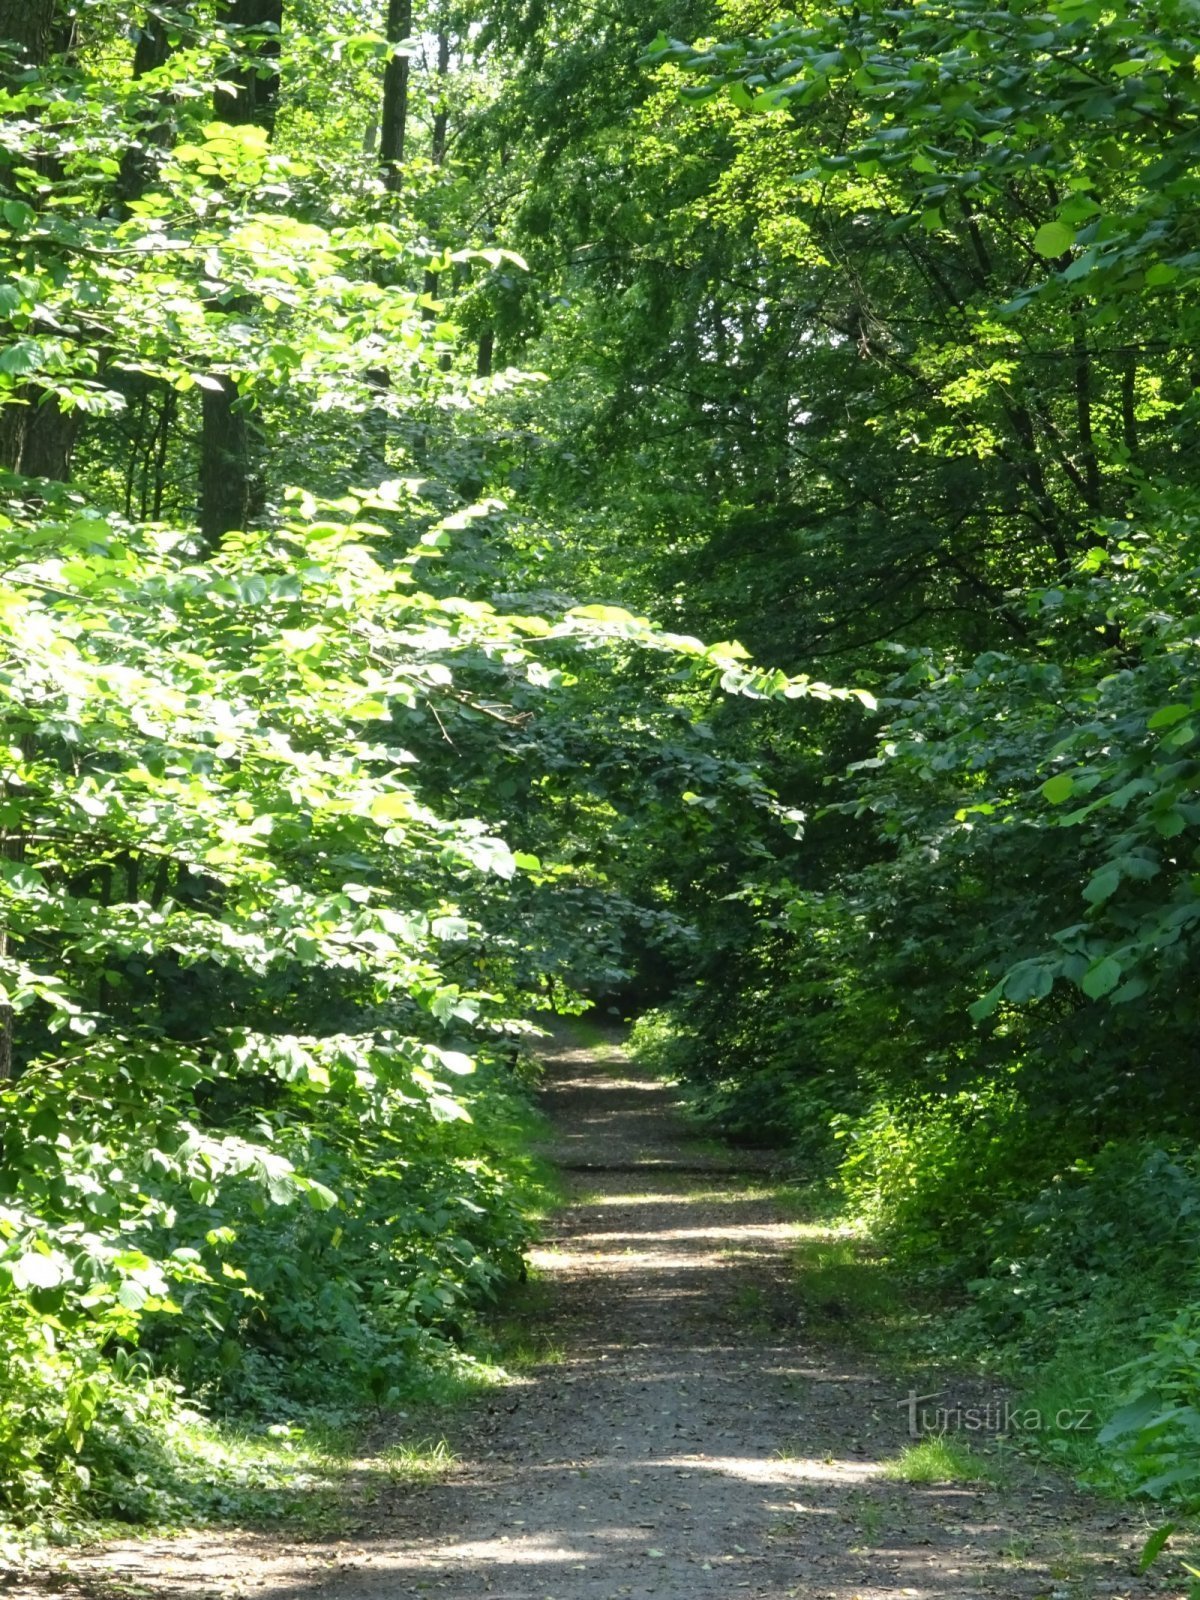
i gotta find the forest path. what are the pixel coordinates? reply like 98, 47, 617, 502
62, 1024, 1168, 1600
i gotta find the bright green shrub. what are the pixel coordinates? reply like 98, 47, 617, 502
0, 1299, 185, 1523
832, 1083, 1036, 1274
1099, 1304, 1200, 1508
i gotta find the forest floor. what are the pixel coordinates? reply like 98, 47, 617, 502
15, 1024, 1187, 1600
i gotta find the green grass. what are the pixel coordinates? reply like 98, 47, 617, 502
730, 1284, 767, 1316
765, 1182, 825, 1221
376, 1436, 458, 1482
768, 1440, 807, 1463
17, 1410, 364, 1544
782, 1220, 1142, 1495
484, 1265, 571, 1371
881, 1436, 1004, 1485
565, 1012, 633, 1054
473, 1070, 569, 1221
789, 1227, 924, 1353
1008, 1349, 1125, 1479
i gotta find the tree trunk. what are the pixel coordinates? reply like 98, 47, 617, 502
8, 398, 79, 478
118, 5, 186, 206
113, 10, 189, 512
1, 401, 73, 478
200, 379, 251, 543
431, 31, 450, 166
198, 0, 281, 543
423, 29, 452, 351
1121, 352, 1138, 466
0, 0, 79, 479
0, 915, 11, 1081
380, 0, 411, 187
0, 0, 58, 65
214, 0, 282, 129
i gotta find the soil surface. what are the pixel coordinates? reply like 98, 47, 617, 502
21, 1026, 1185, 1600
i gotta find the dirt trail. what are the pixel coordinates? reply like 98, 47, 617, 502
52, 1027, 1174, 1600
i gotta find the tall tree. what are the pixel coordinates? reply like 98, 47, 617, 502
380, 0, 412, 187
118, 5, 188, 207
0, 0, 79, 479
198, 0, 283, 545
0, 0, 57, 63
213, 0, 282, 128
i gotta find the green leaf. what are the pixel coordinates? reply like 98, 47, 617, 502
1032, 220, 1074, 257
1, 200, 33, 230
1041, 773, 1075, 804
568, 603, 643, 625
1111, 975, 1149, 1004
303, 1180, 339, 1211
1098, 1390, 1166, 1442
1139, 1523, 1175, 1573
369, 792, 412, 823
1149, 703, 1191, 729
969, 980, 1005, 1022
1083, 864, 1121, 904
0, 340, 43, 377
117, 1280, 149, 1312
10, 1249, 70, 1291
1003, 962, 1054, 1003
1081, 956, 1122, 998
436, 1050, 475, 1075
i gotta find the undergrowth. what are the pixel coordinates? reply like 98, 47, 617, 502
0, 1053, 558, 1547
630, 1009, 1200, 1527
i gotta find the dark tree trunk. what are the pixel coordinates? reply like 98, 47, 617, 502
0, 0, 58, 65
12, 398, 79, 478
151, 386, 176, 518
423, 28, 452, 349
476, 328, 494, 379
118, 5, 186, 207
431, 31, 450, 165
473, 136, 507, 383
132, 7, 175, 75
380, 0, 411, 187
114, 11, 189, 511
214, 0, 282, 129
199, 0, 281, 544
200, 379, 251, 544
0, 0, 78, 480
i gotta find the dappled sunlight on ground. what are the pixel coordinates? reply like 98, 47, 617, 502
656, 1451, 884, 1486
553, 1224, 806, 1246
43, 1029, 1172, 1600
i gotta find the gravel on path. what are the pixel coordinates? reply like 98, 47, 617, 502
27, 1024, 1182, 1600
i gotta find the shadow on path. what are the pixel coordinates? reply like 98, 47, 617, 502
59, 1026, 1170, 1600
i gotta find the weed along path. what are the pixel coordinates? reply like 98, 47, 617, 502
52, 1027, 1175, 1600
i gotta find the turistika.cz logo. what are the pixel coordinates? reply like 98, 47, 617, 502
896, 1389, 1096, 1439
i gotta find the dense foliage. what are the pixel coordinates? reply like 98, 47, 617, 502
0, 0, 845, 1531
7, 0, 1200, 1539
453, 0, 1200, 1521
